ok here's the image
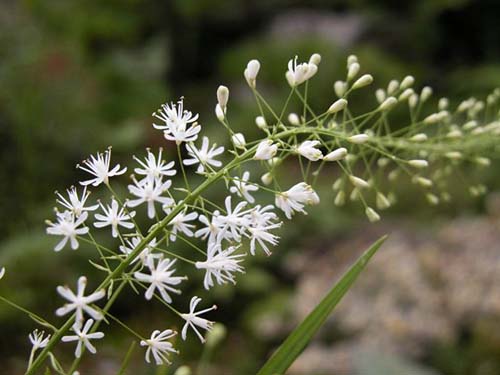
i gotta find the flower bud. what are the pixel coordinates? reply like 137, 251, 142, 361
215, 104, 225, 122
206, 323, 227, 348
174, 366, 192, 375
446, 129, 462, 138
334, 80, 347, 97
408, 159, 428, 168
231, 133, 246, 149
255, 116, 267, 130
420, 86, 433, 102
399, 88, 414, 102
349, 175, 370, 189
217, 85, 229, 110
387, 80, 399, 95
267, 157, 281, 167
324, 147, 348, 161
438, 97, 449, 110
328, 99, 348, 114
457, 98, 474, 112
365, 207, 381, 222
288, 113, 300, 126
261, 172, 273, 185
463, 120, 477, 130
334, 191, 346, 206
347, 54, 358, 67
400, 75, 415, 89
376, 192, 391, 210
424, 111, 448, 124
352, 74, 373, 90
350, 188, 361, 201
309, 53, 321, 66
377, 157, 390, 167
388, 169, 400, 181
409, 93, 419, 108
410, 133, 428, 142
426, 193, 439, 205
332, 178, 343, 191
347, 134, 369, 144
244, 59, 260, 88
347, 62, 360, 80
0, 267, 5, 280
445, 151, 462, 160
475, 157, 490, 166
379, 97, 397, 111
413, 176, 433, 188
375, 89, 386, 104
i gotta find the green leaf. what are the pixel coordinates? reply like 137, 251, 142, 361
257, 235, 388, 375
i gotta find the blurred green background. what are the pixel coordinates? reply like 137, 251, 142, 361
1, 1, 499, 374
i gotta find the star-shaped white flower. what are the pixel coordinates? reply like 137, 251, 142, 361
56, 276, 105, 321
183, 136, 224, 174
46, 211, 89, 251
140, 329, 178, 365
214, 196, 251, 242
180, 296, 217, 343
134, 256, 186, 303
229, 171, 259, 203
253, 140, 278, 160
56, 186, 98, 218
194, 212, 221, 244
94, 199, 136, 238
119, 236, 159, 264
153, 99, 201, 144
133, 148, 176, 183
29, 329, 51, 351
168, 210, 198, 242
78, 149, 126, 186
127, 177, 174, 219
275, 182, 320, 219
61, 319, 104, 358
195, 242, 245, 289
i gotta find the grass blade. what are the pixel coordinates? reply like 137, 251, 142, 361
257, 235, 388, 375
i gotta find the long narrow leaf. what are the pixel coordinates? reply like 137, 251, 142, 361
257, 235, 388, 375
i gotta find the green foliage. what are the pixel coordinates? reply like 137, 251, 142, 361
257, 236, 387, 375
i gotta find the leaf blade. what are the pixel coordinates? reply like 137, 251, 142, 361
257, 235, 388, 375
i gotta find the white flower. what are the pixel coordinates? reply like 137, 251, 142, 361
61, 319, 104, 358
183, 136, 225, 174
180, 296, 217, 343
245, 205, 281, 256
133, 149, 176, 183
244, 59, 260, 88
195, 213, 221, 244
46, 211, 89, 251
214, 196, 251, 242
140, 329, 178, 365
0, 267, 4, 280
153, 99, 201, 144
275, 182, 320, 219
168, 210, 199, 242
127, 177, 173, 219
29, 329, 51, 350
134, 256, 186, 303
285, 56, 318, 87
94, 199, 136, 238
56, 276, 105, 321
195, 242, 245, 290
78, 149, 126, 187
253, 139, 278, 160
296, 140, 323, 161
229, 171, 259, 203
119, 236, 159, 264
56, 186, 98, 218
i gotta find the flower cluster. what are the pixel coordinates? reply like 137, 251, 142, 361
7, 52, 495, 375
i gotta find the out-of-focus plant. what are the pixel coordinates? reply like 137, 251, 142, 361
0, 52, 498, 374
